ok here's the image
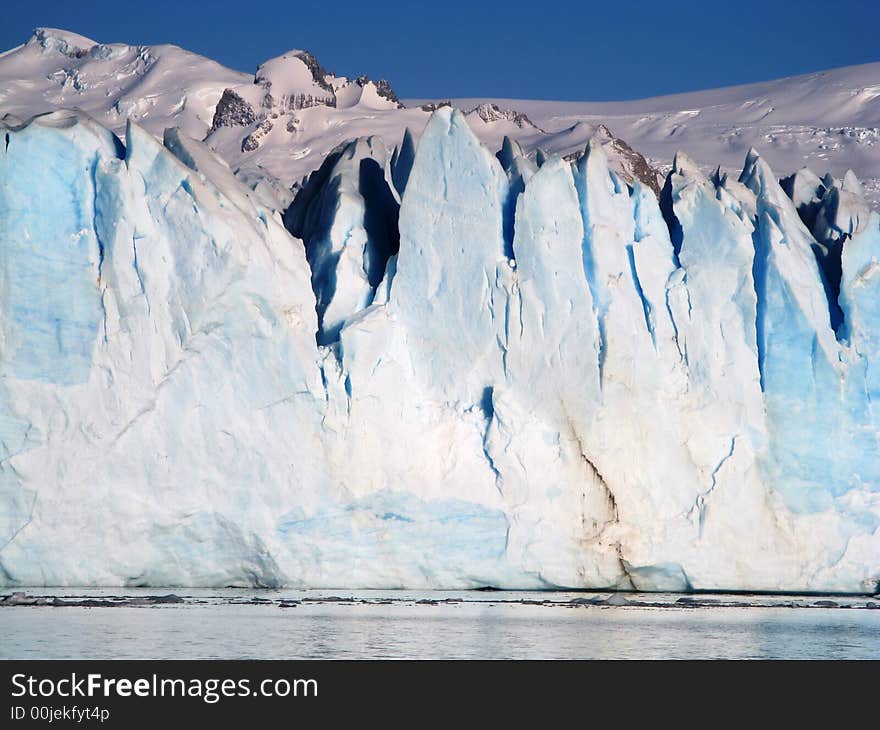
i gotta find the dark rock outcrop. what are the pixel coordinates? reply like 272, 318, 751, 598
210, 89, 257, 131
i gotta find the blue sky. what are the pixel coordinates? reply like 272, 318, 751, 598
3, 0, 879, 101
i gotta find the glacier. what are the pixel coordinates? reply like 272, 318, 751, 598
0, 106, 878, 592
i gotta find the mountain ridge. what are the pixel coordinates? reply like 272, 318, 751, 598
9, 28, 871, 204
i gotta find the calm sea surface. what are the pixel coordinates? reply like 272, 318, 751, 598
2, 590, 878, 659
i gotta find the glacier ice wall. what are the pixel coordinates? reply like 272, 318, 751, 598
0, 107, 878, 592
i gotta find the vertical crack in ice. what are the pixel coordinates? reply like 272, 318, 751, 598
664, 277, 685, 364
626, 242, 656, 348
99, 291, 109, 345
659, 173, 684, 267
614, 545, 641, 590
565, 413, 633, 589
486, 267, 509, 378
810, 239, 846, 338
343, 372, 352, 416
579, 224, 611, 388
440, 119, 451, 203
319, 362, 330, 404
516, 281, 525, 338
131, 233, 151, 315
689, 435, 738, 536
576, 168, 609, 390
501, 274, 513, 377
131, 235, 145, 293
0, 490, 37, 555
89, 154, 111, 343
495, 334, 508, 379
579, 222, 608, 387
89, 155, 106, 285
751, 228, 768, 390
479, 386, 503, 497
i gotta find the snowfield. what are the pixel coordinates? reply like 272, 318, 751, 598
0, 29, 878, 592
424, 61, 880, 207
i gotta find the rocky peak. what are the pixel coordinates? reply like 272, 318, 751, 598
353, 76, 403, 108
420, 100, 451, 112
210, 89, 258, 132
286, 49, 334, 94
564, 125, 662, 195
467, 103, 541, 130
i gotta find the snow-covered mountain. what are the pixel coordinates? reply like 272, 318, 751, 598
7, 28, 878, 207
0, 29, 879, 592
4, 28, 878, 208
430, 61, 880, 206
0, 28, 662, 203
0, 28, 249, 142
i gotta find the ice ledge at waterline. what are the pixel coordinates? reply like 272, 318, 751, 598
0, 108, 878, 593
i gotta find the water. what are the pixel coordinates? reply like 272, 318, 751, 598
2, 590, 878, 659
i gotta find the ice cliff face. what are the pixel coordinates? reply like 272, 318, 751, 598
0, 107, 878, 593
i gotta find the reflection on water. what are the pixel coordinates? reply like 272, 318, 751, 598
2, 591, 878, 659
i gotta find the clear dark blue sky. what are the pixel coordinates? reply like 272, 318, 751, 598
3, 0, 879, 101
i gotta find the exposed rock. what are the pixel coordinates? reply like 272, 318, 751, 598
241, 118, 273, 152
564, 124, 662, 195
467, 102, 542, 130
351, 75, 404, 108
289, 50, 334, 94
374, 79, 403, 108
210, 89, 257, 131
420, 100, 451, 112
